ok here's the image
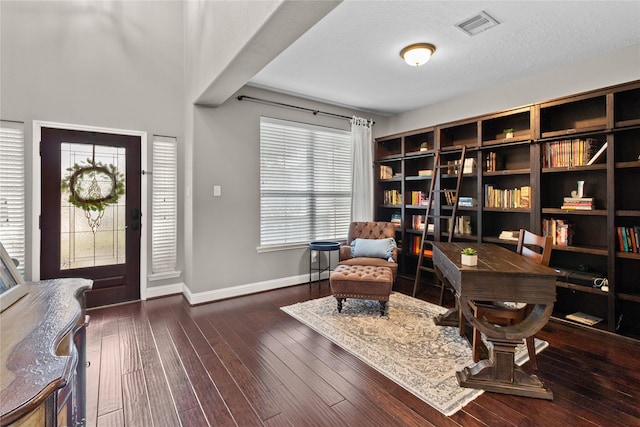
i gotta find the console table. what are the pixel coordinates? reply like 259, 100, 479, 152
1, 278, 92, 427
431, 242, 556, 399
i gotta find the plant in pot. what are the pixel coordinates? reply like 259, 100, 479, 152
460, 247, 478, 266
503, 128, 514, 139
420, 142, 429, 152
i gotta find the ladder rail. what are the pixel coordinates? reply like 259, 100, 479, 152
413, 146, 467, 298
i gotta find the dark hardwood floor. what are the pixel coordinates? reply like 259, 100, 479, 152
85, 278, 640, 426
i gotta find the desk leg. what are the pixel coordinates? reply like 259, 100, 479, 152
457, 338, 553, 400
457, 297, 554, 400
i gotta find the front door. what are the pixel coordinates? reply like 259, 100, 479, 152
40, 128, 141, 307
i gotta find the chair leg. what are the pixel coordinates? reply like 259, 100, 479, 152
526, 335, 538, 370
336, 297, 344, 313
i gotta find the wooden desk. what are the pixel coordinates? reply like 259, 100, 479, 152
1, 278, 92, 426
431, 242, 556, 400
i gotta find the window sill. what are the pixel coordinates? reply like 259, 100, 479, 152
148, 270, 182, 281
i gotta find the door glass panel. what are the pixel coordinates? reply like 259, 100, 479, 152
60, 143, 126, 270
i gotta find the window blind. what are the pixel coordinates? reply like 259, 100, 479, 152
0, 121, 25, 274
260, 117, 352, 246
151, 135, 177, 274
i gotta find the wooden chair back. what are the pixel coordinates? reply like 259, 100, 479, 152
516, 229, 552, 267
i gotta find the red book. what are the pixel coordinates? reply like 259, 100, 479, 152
617, 227, 625, 252
629, 226, 638, 253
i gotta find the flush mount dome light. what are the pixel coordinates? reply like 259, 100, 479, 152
400, 43, 436, 66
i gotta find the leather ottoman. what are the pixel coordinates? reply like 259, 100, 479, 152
329, 265, 393, 316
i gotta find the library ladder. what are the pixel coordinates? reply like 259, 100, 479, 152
412, 145, 467, 303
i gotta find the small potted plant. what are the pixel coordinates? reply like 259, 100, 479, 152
503, 128, 514, 139
420, 142, 429, 152
460, 247, 478, 266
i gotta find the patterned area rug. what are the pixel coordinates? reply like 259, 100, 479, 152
281, 292, 548, 416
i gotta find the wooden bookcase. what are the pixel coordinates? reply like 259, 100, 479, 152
374, 80, 640, 340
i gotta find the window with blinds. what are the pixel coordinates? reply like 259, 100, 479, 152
260, 117, 352, 247
0, 121, 25, 274
151, 135, 178, 275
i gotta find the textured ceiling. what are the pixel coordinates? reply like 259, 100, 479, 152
249, 1, 640, 115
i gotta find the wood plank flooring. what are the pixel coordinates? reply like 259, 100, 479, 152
85, 279, 640, 426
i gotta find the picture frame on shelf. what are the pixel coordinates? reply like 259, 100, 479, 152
0, 242, 27, 313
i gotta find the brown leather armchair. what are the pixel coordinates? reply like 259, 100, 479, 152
338, 222, 398, 280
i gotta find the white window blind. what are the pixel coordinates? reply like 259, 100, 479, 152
260, 117, 352, 247
0, 121, 25, 274
151, 135, 177, 274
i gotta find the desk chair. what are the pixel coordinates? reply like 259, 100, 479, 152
462, 229, 552, 369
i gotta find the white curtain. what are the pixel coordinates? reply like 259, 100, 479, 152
350, 116, 374, 221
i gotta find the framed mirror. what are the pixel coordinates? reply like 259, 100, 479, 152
0, 242, 27, 312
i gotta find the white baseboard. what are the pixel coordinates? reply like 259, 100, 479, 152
143, 271, 330, 305
183, 272, 327, 306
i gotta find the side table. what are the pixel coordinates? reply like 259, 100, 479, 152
308, 241, 340, 287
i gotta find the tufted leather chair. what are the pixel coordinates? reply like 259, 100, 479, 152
338, 222, 398, 280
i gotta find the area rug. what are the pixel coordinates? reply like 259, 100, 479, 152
281, 292, 548, 416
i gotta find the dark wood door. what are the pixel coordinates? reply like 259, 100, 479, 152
40, 128, 141, 307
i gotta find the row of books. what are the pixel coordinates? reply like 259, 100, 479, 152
408, 235, 432, 257
450, 216, 472, 235
542, 218, 573, 246
458, 197, 477, 207
380, 165, 394, 179
383, 189, 402, 205
391, 212, 401, 228
443, 190, 457, 205
561, 196, 594, 211
485, 152, 504, 172
541, 138, 605, 168
617, 226, 640, 253
484, 185, 531, 208
410, 215, 435, 232
410, 191, 429, 206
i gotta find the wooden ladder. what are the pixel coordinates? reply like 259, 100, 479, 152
412, 146, 467, 303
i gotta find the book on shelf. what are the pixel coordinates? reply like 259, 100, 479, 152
499, 230, 520, 241
586, 142, 607, 165
542, 218, 573, 246
565, 312, 603, 326
418, 169, 432, 177
380, 165, 393, 179
463, 158, 476, 175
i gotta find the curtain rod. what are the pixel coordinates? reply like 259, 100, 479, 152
237, 95, 374, 125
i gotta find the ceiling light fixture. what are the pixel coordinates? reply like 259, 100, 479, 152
400, 43, 436, 67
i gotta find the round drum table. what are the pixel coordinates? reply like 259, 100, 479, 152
308, 241, 340, 287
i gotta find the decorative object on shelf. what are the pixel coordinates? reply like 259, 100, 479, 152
399, 43, 436, 67
573, 180, 585, 198
61, 158, 125, 233
460, 247, 478, 266
503, 128, 514, 139
420, 142, 429, 151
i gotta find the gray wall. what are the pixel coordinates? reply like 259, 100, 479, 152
188, 85, 387, 295
0, 0, 184, 284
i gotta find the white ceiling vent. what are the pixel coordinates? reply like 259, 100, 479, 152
456, 11, 500, 36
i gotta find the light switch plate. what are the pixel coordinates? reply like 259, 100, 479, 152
213, 185, 221, 197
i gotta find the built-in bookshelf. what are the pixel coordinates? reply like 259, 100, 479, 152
374, 80, 640, 340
